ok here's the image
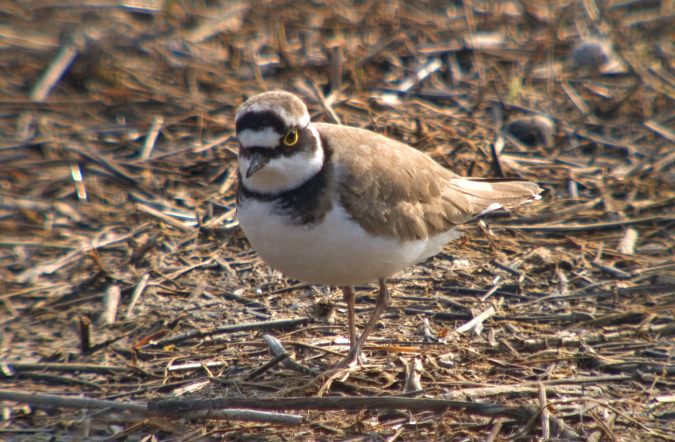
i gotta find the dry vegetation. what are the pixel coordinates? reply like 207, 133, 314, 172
1, 0, 674, 440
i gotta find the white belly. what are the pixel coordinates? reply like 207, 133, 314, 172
237, 200, 460, 286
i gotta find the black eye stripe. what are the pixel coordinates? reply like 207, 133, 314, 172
242, 147, 282, 159
239, 126, 315, 158
236, 111, 286, 134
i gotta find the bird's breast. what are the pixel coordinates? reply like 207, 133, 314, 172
237, 199, 460, 286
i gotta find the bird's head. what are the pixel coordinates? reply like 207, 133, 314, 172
235, 91, 323, 194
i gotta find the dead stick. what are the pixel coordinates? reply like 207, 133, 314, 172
78, 316, 92, 354
184, 409, 303, 425
148, 396, 519, 415
262, 334, 319, 376
245, 352, 290, 380
100, 285, 120, 325
539, 383, 550, 440
147, 396, 579, 437
147, 396, 568, 433
135, 203, 194, 232
0, 390, 302, 425
496, 215, 672, 232
140, 115, 164, 160
153, 317, 309, 347
6, 362, 126, 373
30, 37, 80, 102
456, 306, 495, 334
0, 390, 578, 437
0, 390, 145, 414
126, 273, 150, 319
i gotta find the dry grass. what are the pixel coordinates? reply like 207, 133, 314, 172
1, 0, 673, 440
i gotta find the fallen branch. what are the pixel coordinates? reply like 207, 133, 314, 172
148, 395, 579, 439
0, 390, 145, 414
0, 390, 302, 425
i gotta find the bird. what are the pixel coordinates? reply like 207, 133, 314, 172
234, 90, 542, 368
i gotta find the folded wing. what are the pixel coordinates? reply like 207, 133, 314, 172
319, 123, 541, 241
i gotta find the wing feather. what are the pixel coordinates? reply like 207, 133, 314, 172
316, 123, 541, 241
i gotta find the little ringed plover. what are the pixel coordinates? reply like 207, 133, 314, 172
235, 91, 541, 367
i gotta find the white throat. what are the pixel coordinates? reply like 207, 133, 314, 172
239, 124, 323, 194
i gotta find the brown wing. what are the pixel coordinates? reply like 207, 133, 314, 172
315, 123, 541, 241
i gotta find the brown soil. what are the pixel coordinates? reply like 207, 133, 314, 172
1, 1, 673, 440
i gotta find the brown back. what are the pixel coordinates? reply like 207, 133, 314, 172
315, 123, 541, 241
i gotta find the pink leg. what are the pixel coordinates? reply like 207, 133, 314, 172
341, 286, 356, 348
335, 279, 390, 368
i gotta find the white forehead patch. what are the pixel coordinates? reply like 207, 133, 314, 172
238, 127, 282, 148
236, 102, 310, 129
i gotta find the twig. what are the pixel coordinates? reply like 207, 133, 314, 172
30, 35, 80, 102
397, 58, 443, 93
3, 362, 126, 373
135, 203, 195, 232
262, 334, 319, 376
617, 228, 638, 255
222, 290, 266, 309
161, 256, 216, 282
539, 383, 550, 440
479, 279, 502, 302
147, 395, 580, 439
140, 115, 164, 160
100, 284, 120, 325
421, 318, 438, 343
496, 215, 672, 232
126, 273, 150, 319
441, 284, 536, 301
308, 81, 341, 125
403, 357, 423, 393
185, 2, 249, 43
167, 361, 227, 372
456, 307, 495, 334
490, 260, 523, 278
512, 323, 674, 352
434, 294, 472, 312
152, 317, 310, 347
643, 119, 675, 143
15, 230, 136, 283
0, 390, 302, 425
70, 163, 87, 201
0, 390, 146, 414
62, 142, 150, 193
515, 283, 674, 307
442, 379, 623, 399
590, 261, 633, 280
245, 352, 290, 380
78, 316, 92, 354
184, 408, 303, 425
5, 372, 101, 388
487, 420, 502, 442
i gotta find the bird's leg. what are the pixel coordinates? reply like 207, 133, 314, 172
335, 279, 390, 368
341, 286, 356, 349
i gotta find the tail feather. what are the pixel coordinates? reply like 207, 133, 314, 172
444, 178, 542, 223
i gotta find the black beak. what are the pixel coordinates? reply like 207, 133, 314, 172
245, 151, 270, 178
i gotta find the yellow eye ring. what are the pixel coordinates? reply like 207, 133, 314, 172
283, 128, 299, 147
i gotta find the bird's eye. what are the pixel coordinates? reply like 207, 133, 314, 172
283, 128, 299, 147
